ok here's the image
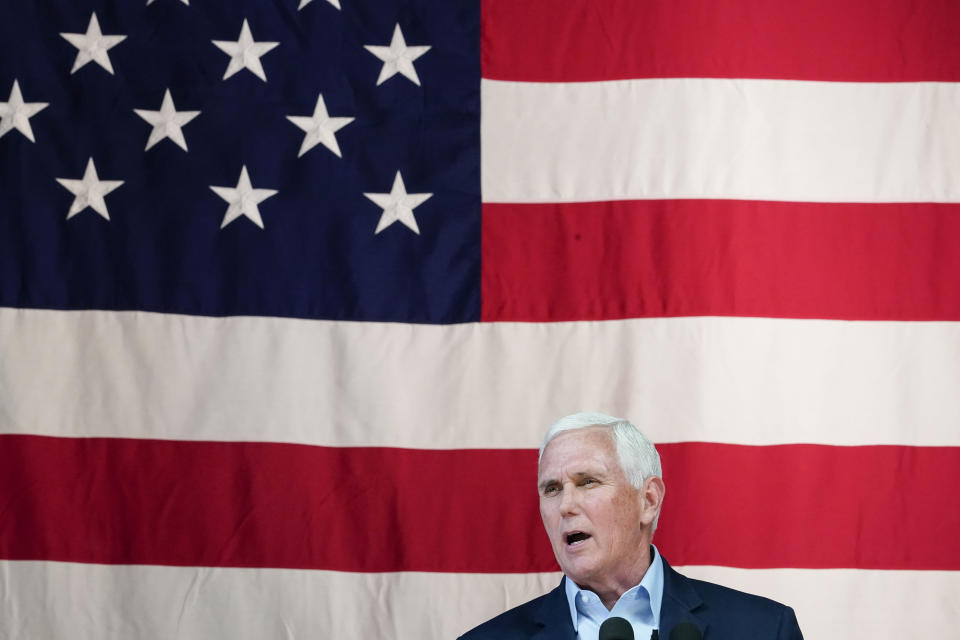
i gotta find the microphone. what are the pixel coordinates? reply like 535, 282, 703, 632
669, 622, 702, 640
599, 616, 634, 640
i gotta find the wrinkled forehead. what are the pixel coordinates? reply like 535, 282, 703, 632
537, 427, 620, 478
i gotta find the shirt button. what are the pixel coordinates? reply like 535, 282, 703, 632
581, 594, 589, 603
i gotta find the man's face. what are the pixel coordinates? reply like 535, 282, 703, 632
538, 427, 654, 589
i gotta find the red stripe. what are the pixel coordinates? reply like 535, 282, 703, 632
482, 0, 960, 82
481, 200, 960, 322
657, 442, 960, 570
2, 435, 958, 571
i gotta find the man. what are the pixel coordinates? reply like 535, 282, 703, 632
459, 412, 803, 640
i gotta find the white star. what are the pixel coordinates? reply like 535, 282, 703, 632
0, 80, 48, 143
60, 13, 127, 75
134, 89, 201, 151
212, 19, 279, 82
364, 24, 431, 86
286, 94, 353, 158
210, 165, 278, 229
56, 158, 124, 221
146, 0, 189, 5
299, 0, 341, 10
364, 171, 432, 235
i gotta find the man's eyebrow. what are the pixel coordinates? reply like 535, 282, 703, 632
538, 478, 556, 490
537, 471, 602, 490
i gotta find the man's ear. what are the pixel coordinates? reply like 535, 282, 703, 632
640, 476, 665, 526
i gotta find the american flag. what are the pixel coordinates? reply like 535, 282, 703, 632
2, 1, 959, 637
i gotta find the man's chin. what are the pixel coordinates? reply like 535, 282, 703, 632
557, 554, 600, 584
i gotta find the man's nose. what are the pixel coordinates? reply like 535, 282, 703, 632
559, 483, 580, 514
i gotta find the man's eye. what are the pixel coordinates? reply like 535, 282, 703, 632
581, 478, 596, 486
543, 486, 559, 496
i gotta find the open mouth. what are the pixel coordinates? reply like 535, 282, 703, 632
565, 531, 591, 546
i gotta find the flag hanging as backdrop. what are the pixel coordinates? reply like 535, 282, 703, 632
2, 0, 959, 637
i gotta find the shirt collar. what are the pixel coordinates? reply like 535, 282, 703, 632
563, 544, 664, 633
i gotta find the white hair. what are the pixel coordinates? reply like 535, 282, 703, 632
539, 412, 663, 529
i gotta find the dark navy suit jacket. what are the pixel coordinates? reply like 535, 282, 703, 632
458, 557, 803, 640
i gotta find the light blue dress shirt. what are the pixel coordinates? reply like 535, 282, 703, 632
564, 545, 664, 640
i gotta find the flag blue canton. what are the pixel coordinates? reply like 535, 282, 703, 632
0, 0, 481, 323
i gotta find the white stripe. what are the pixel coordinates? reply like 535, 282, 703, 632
481, 78, 960, 204
1, 307, 958, 447
2, 561, 957, 639
673, 565, 960, 639
0, 561, 559, 640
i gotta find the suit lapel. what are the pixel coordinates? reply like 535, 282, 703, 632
531, 561, 707, 639
530, 577, 577, 640
659, 559, 708, 639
